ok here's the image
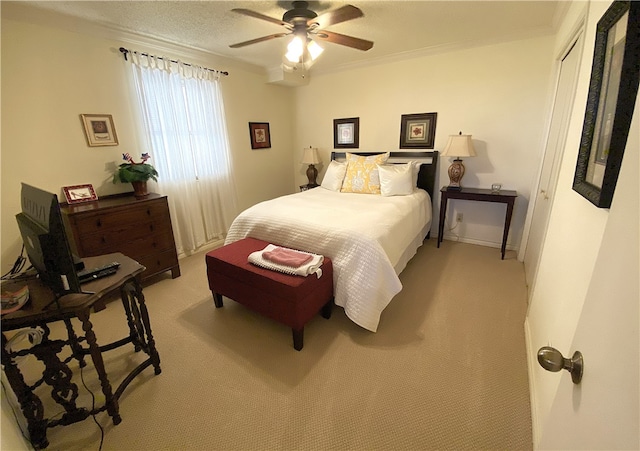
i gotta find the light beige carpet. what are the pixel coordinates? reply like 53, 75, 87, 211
7, 239, 532, 450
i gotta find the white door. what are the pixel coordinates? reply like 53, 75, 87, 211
523, 33, 583, 295
538, 96, 639, 449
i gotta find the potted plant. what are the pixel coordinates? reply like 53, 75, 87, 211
113, 153, 159, 199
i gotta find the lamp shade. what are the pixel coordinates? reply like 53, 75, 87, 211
441, 133, 477, 158
301, 147, 320, 165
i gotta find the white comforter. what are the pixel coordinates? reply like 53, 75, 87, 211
225, 187, 432, 332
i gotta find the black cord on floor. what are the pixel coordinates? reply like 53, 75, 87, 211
2, 373, 105, 450
2, 359, 105, 450
79, 365, 104, 451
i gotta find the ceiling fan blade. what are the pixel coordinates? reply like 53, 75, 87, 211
229, 33, 289, 49
309, 5, 363, 29
313, 30, 373, 51
231, 8, 288, 27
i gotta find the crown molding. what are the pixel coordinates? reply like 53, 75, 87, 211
310, 25, 556, 77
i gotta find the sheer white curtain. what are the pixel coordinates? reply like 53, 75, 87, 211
128, 53, 238, 256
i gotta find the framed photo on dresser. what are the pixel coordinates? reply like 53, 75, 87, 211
63, 184, 98, 204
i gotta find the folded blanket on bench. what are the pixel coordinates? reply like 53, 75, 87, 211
263, 246, 312, 267
248, 244, 324, 278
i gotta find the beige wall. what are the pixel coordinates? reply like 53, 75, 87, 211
1, 8, 295, 271
293, 35, 555, 249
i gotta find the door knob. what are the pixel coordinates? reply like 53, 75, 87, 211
537, 346, 583, 384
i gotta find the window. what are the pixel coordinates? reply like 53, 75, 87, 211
127, 53, 238, 255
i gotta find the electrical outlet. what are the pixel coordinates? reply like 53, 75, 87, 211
456, 213, 463, 222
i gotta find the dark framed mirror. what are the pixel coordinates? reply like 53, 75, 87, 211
572, 1, 640, 208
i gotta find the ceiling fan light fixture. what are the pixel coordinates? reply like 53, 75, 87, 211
285, 35, 323, 64
307, 39, 324, 61
230, 2, 372, 66
286, 35, 305, 62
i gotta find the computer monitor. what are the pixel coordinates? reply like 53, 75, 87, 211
16, 183, 82, 296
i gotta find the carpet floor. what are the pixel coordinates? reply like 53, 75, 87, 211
7, 239, 532, 450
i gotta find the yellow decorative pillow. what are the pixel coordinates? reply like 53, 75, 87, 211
340, 152, 390, 194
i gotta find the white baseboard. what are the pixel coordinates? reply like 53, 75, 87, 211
177, 238, 225, 260
439, 235, 516, 251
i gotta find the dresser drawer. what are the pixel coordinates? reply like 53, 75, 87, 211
71, 202, 169, 235
137, 249, 180, 279
79, 229, 175, 258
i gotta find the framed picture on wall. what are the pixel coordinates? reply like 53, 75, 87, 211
399, 113, 437, 149
80, 114, 118, 147
248, 122, 271, 149
572, 1, 640, 208
333, 117, 359, 149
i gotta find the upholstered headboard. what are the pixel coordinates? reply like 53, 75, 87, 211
330, 151, 439, 200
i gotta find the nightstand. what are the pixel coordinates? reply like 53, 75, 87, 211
299, 184, 319, 192
437, 187, 517, 259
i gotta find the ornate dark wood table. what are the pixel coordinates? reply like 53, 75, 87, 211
437, 187, 518, 259
1, 253, 161, 449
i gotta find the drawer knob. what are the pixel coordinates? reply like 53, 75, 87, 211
96, 219, 102, 227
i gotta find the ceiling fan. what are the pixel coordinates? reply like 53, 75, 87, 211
229, 1, 374, 54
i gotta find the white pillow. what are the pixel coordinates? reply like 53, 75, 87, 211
321, 160, 348, 191
411, 161, 422, 188
378, 163, 414, 196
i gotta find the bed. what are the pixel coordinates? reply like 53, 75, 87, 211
225, 151, 438, 332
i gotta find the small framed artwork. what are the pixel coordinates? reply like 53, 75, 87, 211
399, 113, 437, 149
63, 184, 98, 204
572, 1, 640, 208
248, 122, 271, 149
80, 114, 118, 147
333, 117, 359, 149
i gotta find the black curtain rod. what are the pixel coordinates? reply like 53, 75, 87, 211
119, 47, 229, 76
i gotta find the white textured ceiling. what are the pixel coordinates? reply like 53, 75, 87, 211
11, 1, 563, 74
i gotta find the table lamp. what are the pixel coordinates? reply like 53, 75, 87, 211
441, 132, 476, 190
301, 146, 321, 186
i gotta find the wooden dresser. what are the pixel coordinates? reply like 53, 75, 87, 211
61, 193, 180, 281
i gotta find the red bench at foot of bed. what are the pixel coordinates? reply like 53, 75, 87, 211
205, 237, 334, 351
